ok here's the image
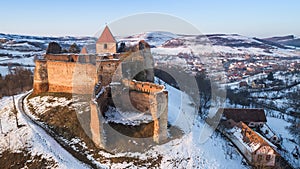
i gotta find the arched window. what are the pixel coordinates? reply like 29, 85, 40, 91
104, 44, 108, 49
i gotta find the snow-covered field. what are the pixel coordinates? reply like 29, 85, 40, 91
117, 31, 179, 47
0, 94, 90, 169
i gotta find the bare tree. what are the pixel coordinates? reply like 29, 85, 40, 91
12, 95, 19, 128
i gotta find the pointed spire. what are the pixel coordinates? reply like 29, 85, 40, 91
80, 46, 88, 54
97, 26, 116, 43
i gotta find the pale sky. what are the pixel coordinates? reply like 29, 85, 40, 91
1, 0, 299, 38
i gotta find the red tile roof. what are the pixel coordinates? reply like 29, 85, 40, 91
97, 26, 116, 43
236, 122, 273, 153
220, 108, 267, 123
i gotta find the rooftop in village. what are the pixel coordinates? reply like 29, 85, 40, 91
230, 122, 276, 153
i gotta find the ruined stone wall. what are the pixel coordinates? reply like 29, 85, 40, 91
97, 60, 121, 86
46, 54, 98, 64
129, 91, 150, 113
45, 54, 79, 62
149, 90, 168, 143
47, 61, 97, 94
119, 50, 154, 82
129, 80, 164, 93
33, 60, 49, 94
96, 42, 116, 54
33, 53, 124, 95
112, 80, 168, 143
77, 55, 96, 64
96, 79, 168, 144
113, 80, 166, 113
90, 101, 105, 148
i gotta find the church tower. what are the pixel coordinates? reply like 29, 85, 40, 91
96, 26, 117, 54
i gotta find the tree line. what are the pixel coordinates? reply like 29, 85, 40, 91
0, 67, 33, 98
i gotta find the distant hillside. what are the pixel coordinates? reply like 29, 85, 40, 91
0, 33, 96, 76
264, 35, 300, 48
0, 33, 96, 53
1, 32, 299, 76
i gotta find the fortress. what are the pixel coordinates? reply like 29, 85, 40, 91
33, 26, 168, 148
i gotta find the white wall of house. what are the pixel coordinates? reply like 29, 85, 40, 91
248, 122, 265, 128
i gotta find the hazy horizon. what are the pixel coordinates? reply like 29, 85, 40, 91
1, 0, 299, 38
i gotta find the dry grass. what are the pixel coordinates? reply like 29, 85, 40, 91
0, 148, 57, 169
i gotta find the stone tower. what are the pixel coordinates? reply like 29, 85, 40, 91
96, 26, 117, 54
33, 60, 48, 94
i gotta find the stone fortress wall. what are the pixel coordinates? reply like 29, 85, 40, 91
33, 27, 168, 148
127, 79, 165, 93
47, 60, 97, 94
33, 60, 49, 94
124, 79, 168, 143
34, 55, 98, 95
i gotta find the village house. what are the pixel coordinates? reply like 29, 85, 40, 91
221, 121, 278, 167
219, 108, 281, 150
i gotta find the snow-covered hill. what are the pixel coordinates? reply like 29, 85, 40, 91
117, 31, 179, 47
151, 33, 300, 57
0, 33, 96, 76
264, 35, 300, 48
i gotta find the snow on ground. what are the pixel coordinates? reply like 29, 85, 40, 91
230, 127, 261, 153
104, 107, 153, 126
150, 80, 248, 169
0, 55, 35, 76
153, 53, 188, 68
152, 46, 192, 56
0, 49, 43, 56
0, 56, 35, 66
27, 96, 72, 116
0, 94, 90, 169
117, 31, 179, 47
0, 66, 9, 76
225, 95, 300, 169
23, 81, 249, 168
95, 81, 248, 168
150, 34, 299, 58
147, 118, 248, 169
218, 34, 260, 42
267, 116, 300, 168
